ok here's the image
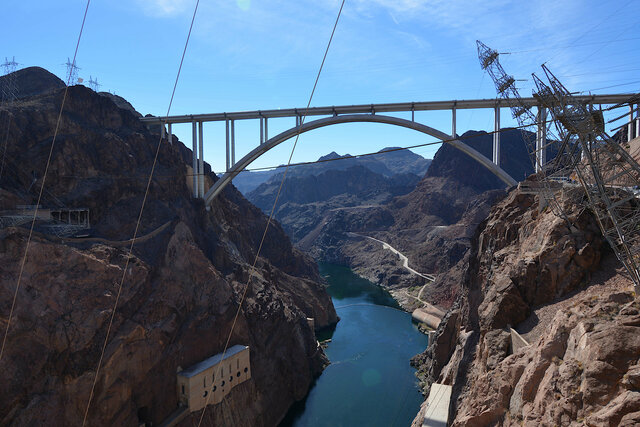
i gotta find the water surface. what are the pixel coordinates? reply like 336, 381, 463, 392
280, 263, 428, 427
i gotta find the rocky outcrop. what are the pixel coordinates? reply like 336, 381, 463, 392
0, 68, 337, 426
0, 66, 66, 100
411, 184, 640, 426
248, 165, 423, 244
427, 129, 533, 193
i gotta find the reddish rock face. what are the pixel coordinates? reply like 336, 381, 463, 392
412, 185, 640, 426
0, 69, 337, 426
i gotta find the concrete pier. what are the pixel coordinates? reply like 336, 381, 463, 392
493, 104, 500, 166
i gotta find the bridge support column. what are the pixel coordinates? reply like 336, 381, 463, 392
161, 121, 166, 140
629, 104, 635, 142
260, 117, 264, 144
452, 105, 456, 138
167, 123, 172, 145
225, 119, 230, 172
636, 104, 640, 138
231, 120, 236, 166
493, 105, 500, 166
536, 107, 546, 173
264, 117, 268, 141
198, 121, 204, 198
192, 121, 198, 198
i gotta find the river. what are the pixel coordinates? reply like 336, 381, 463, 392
280, 263, 428, 427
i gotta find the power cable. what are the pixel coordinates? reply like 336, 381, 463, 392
196, 1, 346, 425
544, 0, 635, 64
582, 80, 640, 92
0, 0, 91, 363
81, 1, 201, 424
504, 35, 640, 55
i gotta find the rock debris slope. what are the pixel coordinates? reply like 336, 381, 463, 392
0, 67, 337, 426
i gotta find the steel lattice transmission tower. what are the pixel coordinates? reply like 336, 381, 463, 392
532, 65, 640, 295
1, 57, 19, 103
1, 57, 19, 180
88, 76, 100, 92
477, 40, 640, 296
64, 57, 80, 86
476, 41, 569, 219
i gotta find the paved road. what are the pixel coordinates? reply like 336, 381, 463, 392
349, 232, 436, 282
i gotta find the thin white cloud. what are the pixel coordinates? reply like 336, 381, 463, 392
136, 0, 192, 17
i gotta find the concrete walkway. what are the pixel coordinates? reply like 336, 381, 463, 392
422, 383, 452, 427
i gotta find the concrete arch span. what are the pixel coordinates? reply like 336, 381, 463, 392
204, 114, 517, 206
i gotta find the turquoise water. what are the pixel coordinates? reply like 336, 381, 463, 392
280, 263, 428, 427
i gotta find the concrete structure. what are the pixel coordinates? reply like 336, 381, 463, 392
509, 328, 530, 354
412, 307, 443, 330
139, 94, 632, 206
50, 208, 90, 228
206, 114, 517, 204
1, 206, 90, 235
176, 345, 251, 412
422, 383, 452, 427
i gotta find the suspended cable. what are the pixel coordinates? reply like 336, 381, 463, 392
81, 1, 201, 425
197, 1, 346, 425
0, 0, 92, 363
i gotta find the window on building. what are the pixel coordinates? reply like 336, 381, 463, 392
213, 386, 217, 392
237, 359, 239, 369
203, 377, 206, 388
203, 391, 208, 398
244, 367, 248, 373
181, 385, 185, 395
222, 380, 225, 387
237, 372, 240, 377
230, 376, 233, 382
221, 366, 224, 376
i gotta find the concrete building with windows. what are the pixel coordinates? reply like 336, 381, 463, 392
176, 345, 251, 412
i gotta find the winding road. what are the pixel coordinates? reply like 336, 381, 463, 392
349, 232, 436, 282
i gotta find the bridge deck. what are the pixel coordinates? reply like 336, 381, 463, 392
139, 94, 634, 124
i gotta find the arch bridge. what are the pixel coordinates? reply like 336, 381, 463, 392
139, 94, 636, 206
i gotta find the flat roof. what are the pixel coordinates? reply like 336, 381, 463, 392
178, 345, 248, 378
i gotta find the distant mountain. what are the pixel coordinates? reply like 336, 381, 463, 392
232, 147, 431, 194
232, 169, 282, 194
244, 147, 431, 241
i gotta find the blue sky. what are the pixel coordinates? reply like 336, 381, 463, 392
3, 0, 639, 173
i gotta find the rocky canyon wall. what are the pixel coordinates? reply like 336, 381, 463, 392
0, 68, 337, 426
411, 185, 640, 426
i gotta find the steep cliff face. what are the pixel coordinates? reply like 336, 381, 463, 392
426, 129, 533, 193
411, 185, 640, 426
0, 68, 337, 426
